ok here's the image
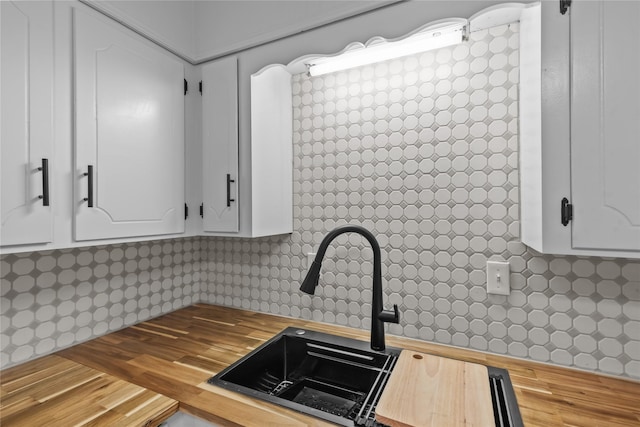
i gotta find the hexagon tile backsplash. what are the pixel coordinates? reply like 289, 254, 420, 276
1, 238, 203, 368
2, 23, 640, 379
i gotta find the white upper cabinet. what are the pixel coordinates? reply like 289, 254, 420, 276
1, 1, 54, 247
73, 8, 185, 241
570, 0, 640, 252
201, 57, 239, 233
200, 61, 293, 237
520, 1, 640, 258
249, 66, 293, 237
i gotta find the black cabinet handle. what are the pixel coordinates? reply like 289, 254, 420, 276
37, 158, 50, 206
83, 165, 93, 207
561, 197, 572, 226
226, 174, 235, 207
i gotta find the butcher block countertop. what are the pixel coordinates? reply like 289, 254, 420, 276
0, 354, 178, 426
2, 304, 640, 426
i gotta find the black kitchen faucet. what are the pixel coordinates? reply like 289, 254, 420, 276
300, 225, 400, 351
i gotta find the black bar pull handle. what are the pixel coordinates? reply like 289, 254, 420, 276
83, 165, 93, 207
37, 158, 50, 206
226, 174, 235, 207
561, 197, 572, 226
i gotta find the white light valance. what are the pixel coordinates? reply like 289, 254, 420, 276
307, 22, 467, 76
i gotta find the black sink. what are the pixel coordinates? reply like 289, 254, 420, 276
208, 327, 523, 427
208, 327, 401, 426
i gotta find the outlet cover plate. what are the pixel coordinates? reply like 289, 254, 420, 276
487, 261, 510, 295
307, 253, 316, 269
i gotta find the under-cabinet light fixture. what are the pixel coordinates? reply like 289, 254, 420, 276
307, 23, 466, 77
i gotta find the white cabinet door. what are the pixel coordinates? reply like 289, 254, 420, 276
250, 65, 293, 237
74, 8, 185, 241
520, 1, 639, 258
1, 0, 53, 246
202, 57, 239, 232
571, 1, 640, 252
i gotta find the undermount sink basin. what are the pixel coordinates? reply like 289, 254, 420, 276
208, 327, 401, 426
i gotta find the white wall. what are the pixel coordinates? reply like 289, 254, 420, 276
81, 0, 397, 63
193, 1, 397, 61
83, 0, 198, 60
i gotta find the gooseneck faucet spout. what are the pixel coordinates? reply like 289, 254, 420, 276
300, 225, 400, 351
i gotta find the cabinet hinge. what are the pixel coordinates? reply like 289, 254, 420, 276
200, 203, 204, 218
560, 0, 571, 15
199, 81, 203, 95
184, 203, 189, 220
184, 79, 188, 95
561, 197, 573, 226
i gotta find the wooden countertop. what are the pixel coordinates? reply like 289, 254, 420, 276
0, 354, 178, 426
3, 304, 640, 426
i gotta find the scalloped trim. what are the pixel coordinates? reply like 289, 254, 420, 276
253, 2, 532, 77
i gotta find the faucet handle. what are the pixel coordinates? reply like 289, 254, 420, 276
378, 304, 400, 324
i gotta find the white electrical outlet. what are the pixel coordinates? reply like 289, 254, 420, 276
307, 253, 317, 269
486, 261, 510, 295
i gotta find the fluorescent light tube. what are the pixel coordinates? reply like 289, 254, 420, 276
308, 23, 466, 77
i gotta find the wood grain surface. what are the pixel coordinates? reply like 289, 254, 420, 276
375, 350, 494, 427
5, 304, 638, 427
0, 354, 177, 426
